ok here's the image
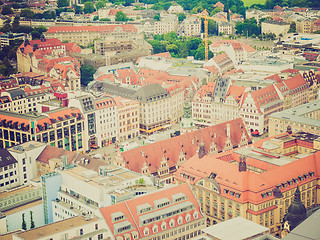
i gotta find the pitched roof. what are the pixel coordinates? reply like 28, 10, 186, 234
100, 183, 202, 239
121, 118, 251, 174
283, 74, 308, 91
250, 84, 281, 113
0, 149, 17, 168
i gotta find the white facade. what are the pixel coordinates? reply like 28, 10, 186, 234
154, 14, 178, 35
178, 16, 201, 37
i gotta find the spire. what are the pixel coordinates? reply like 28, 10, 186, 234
293, 185, 302, 203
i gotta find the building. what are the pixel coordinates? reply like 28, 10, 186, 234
167, 5, 184, 14
9, 215, 109, 240
0, 185, 44, 234
175, 131, 320, 236
94, 95, 118, 147
114, 96, 140, 142
203, 53, 234, 75
0, 149, 19, 191
0, 107, 85, 151
45, 25, 139, 46
261, 20, 290, 37
240, 84, 283, 134
177, 16, 201, 37
0, 32, 25, 48
296, 18, 316, 34
113, 118, 251, 185
154, 14, 178, 35
218, 22, 233, 35
269, 100, 320, 136
99, 183, 206, 240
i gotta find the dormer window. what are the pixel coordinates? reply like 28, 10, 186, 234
177, 216, 183, 225
169, 219, 175, 227
161, 222, 166, 230
152, 224, 158, 233
144, 227, 149, 236
185, 213, 191, 222
193, 210, 198, 219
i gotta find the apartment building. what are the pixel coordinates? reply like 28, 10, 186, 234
192, 80, 245, 127
175, 132, 320, 237
114, 96, 140, 142
0, 107, 85, 151
45, 25, 138, 46
218, 22, 233, 35
240, 84, 283, 134
261, 20, 290, 37
269, 100, 320, 136
177, 16, 201, 37
94, 95, 118, 147
154, 14, 178, 35
302, 70, 320, 102
203, 53, 234, 75
296, 18, 316, 33
113, 118, 251, 185
0, 149, 19, 191
49, 62, 81, 91
100, 183, 206, 240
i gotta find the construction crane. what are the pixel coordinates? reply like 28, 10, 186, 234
195, 9, 228, 61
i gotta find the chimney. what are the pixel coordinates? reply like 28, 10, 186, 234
239, 155, 247, 172
198, 142, 206, 159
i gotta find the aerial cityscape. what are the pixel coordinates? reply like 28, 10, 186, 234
0, 0, 320, 239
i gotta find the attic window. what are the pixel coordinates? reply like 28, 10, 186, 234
224, 189, 229, 194
235, 193, 241, 198
298, 175, 304, 181
261, 193, 267, 199
309, 171, 314, 177
303, 173, 309, 179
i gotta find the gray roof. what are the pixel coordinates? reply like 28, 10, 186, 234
133, 83, 169, 103
214, 78, 230, 101
91, 82, 137, 100
76, 95, 96, 113
283, 208, 320, 240
0, 149, 18, 168
202, 217, 269, 240
6, 88, 26, 100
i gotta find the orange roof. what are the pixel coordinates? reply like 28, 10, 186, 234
283, 74, 308, 91
121, 118, 251, 175
194, 82, 216, 100
249, 85, 281, 113
264, 74, 282, 82
100, 184, 203, 239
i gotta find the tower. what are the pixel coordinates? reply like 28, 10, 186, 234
180, 100, 195, 134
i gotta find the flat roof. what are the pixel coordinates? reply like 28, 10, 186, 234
9, 141, 46, 154
202, 217, 269, 240
0, 185, 39, 199
15, 216, 99, 240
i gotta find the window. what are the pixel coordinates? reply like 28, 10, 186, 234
80, 229, 83, 235
98, 234, 103, 240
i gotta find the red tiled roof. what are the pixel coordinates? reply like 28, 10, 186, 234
100, 184, 203, 239
121, 118, 251, 175
264, 74, 282, 82
283, 74, 308, 91
281, 69, 300, 74
250, 84, 281, 113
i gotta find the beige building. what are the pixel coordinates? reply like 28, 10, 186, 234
218, 22, 233, 35
269, 100, 320, 137
262, 20, 290, 37
178, 16, 201, 37
45, 25, 139, 46
114, 96, 140, 142
154, 14, 178, 35
296, 18, 316, 34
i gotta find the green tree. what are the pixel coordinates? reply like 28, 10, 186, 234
21, 213, 27, 230
57, 0, 70, 8
80, 65, 96, 86
115, 11, 128, 21
191, 5, 203, 14
288, 21, 296, 33
12, 16, 20, 29
93, 15, 99, 21
99, 18, 111, 21
84, 1, 95, 14
195, 46, 213, 60
73, 5, 83, 14
20, 8, 34, 18
30, 211, 35, 229
31, 26, 47, 40
178, 12, 186, 22
210, 7, 222, 16
166, 44, 178, 54
95, 0, 106, 10
153, 13, 160, 21
148, 40, 165, 54
2, 5, 13, 15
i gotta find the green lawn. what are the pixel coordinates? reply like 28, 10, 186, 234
242, 0, 266, 7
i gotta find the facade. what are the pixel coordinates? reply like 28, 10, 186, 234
0, 149, 19, 191
269, 100, 320, 137
218, 22, 233, 35
154, 14, 178, 35
99, 183, 206, 240
203, 53, 234, 75
113, 118, 251, 185
114, 96, 140, 142
296, 18, 316, 33
94, 96, 118, 147
177, 16, 201, 37
175, 131, 320, 237
0, 107, 85, 151
240, 84, 283, 134
261, 21, 290, 37
45, 25, 138, 46
0, 32, 25, 48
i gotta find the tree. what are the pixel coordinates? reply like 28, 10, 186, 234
21, 213, 27, 230
12, 16, 20, 29
95, 0, 106, 10
153, 13, 160, 21
20, 8, 34, 18
93, 15, 99, 21
99, 18, 111, 21
1, 5, 13, 15
195, 46, 213, 60
210, 7, 222, 16
31, 26, 47, 40
57, 0, 70, 8
73, 5, 83, 14
80, 65, 96, 86
288, 21, 296, 33
30, 211, 35, 229
191, 6, 203, 14
115, 11, 128, 21
148, 40, 165, 54
83, 1, 95, 14
178, 12, 186, 22
166, 44, 178, 54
